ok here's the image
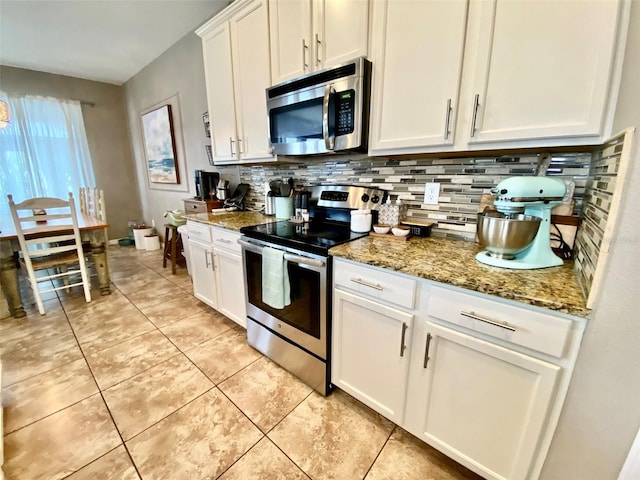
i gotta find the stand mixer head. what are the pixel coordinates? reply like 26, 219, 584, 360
476, 176, 566, 269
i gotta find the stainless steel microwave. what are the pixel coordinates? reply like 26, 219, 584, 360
266, 57, 372, 156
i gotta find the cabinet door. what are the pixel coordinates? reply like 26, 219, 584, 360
314, 0, 369, 70
201, 22, 237, 163
405, 321, 560, 480
189, 240, 218, 309
368, 0, 468, 155
214, 248, 247, 328
332, 289, 413, 424
467, 0, 621, 144
230, 0, 273, 162
269, 0, 312, 84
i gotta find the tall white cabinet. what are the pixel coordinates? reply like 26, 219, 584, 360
269, 0, 369, 84
368, 0, 629, 155
197, 0, 274, 165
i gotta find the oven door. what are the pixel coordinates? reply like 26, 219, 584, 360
239, 238, 328, 359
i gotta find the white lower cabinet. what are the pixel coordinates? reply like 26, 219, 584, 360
332, 289, 413, 424
331, 258, 585, 480
212, 228, 246, 328
188, 223, 246, 328
189, 238, 218, 309
404, 321, 559, 480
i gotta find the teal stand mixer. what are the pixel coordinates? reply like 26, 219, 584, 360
476, 177, 567, 270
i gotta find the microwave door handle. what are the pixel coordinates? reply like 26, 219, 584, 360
322, 85, 335, 151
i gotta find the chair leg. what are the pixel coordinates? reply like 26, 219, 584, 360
25, 269, 45, 315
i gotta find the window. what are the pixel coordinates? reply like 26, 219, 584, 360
0, 93, 95, 215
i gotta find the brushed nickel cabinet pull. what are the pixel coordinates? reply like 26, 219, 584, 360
204, 250, 211, 269
302, 38, 309, 70
315, 33, 322, 65
423, 333, 432, 369
400, 322, 408, 357
460, 310, 516, 332
229, 137, 235, 156
444, 98, 452, 140
350, 277, 384, 291
469, 94, 480, 138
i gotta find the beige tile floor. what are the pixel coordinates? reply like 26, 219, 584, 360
1, 246, 484, 480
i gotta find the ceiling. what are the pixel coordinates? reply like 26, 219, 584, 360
0, 0, 229, 85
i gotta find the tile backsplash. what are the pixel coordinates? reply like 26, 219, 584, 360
240, 151, 592, 241
573, 131, 628, 304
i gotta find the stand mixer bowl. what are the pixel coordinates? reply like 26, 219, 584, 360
477, 212, 541, 259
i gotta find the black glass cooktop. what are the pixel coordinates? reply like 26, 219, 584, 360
240, 220, 368, 256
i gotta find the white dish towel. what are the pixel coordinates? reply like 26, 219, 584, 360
261, 246, 291, 309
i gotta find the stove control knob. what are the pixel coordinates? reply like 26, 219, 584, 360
371, 195, 380, 203
361, 194, 370, 202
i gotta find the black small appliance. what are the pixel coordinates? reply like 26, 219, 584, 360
194, 170, 220, 200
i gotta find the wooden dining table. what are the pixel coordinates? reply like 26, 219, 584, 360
0, 213, 111, 318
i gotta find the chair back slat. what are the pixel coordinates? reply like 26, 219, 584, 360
7, 192, 92, 314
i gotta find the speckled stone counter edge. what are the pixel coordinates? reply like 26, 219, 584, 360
329, 236, 590, 319
184, 212, 589, 318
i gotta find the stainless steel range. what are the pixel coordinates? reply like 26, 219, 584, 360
239, 185, 387, 395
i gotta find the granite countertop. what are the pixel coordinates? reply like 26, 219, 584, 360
184, 211, 278, 231
329, 235, 589, 318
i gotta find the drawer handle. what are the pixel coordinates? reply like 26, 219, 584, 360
460, 310, 516, 332
192, 204, 198, 209
217, 238, 232, 244
423, 333, 432, 369
350, 277, 383, 291
400, 322, 408, 357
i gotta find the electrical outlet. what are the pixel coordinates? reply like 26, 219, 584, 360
424, 183, 440, 205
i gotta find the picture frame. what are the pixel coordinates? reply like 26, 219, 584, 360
141, 104, 180, 184
203, 111, 211, 138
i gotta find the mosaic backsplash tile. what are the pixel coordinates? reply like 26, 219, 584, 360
573, 133, 626, 301
240, 151, 592, 241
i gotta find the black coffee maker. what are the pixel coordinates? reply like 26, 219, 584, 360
194, 170, 220, 200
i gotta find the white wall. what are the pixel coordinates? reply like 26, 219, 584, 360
540, 3, 640, 479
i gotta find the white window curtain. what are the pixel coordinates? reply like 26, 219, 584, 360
0, 93, 95, 215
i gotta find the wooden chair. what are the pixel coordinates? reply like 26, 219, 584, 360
7, 192, 92, 314
78, 187, 110, 274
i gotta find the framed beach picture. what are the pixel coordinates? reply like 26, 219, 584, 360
141, 104, 180, 184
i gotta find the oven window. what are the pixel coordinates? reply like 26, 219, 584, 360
245, 250, 321, 338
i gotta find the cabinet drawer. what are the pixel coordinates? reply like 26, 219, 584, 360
184, 200, 208, 213
426, 285, 571, 358
212, 227, 241, 254
186, 221, 212, 244
334, 260, 417, 310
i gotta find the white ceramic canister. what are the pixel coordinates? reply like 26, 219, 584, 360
350, 209, 372, 232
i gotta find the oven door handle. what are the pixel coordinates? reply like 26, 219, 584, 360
238, 239, 325, 268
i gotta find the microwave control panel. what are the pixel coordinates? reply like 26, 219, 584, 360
336, 90, 355, 135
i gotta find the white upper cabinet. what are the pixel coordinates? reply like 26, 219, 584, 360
197, 0, 274, 165
368, 0, 469, 154
201, 22, 236, 162
369, 0, 629, 156
466, 0, 623, 146
269, 0, 369, 84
